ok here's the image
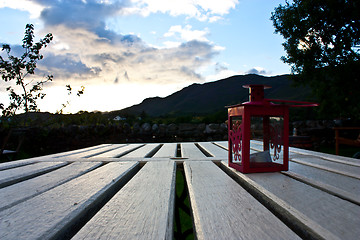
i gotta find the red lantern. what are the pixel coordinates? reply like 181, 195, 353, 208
227, 85, 318, 173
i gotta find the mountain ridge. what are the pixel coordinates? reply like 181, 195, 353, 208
115, 74, 312, 117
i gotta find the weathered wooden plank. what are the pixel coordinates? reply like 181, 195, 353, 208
81, 145, 128, 158
197, 142, 228, 158
181, 142, 207, 158
53, 144, 113, 158
0, 158, 39, 171
289, 146, 360, 166
121, 143, 162, 158
251, 140, 301, 159
290, 155, 360, 179
214, 140, 260, 155
79, 144, 126, 158
0, 162, 139, 240
0, 162, 68, 188
249, 141, 273, 154
225, 165, 360, 240
152, 143, 177, 158
288, 161, 360, 199
8, 144, 113, 163
93, 144, 144, 158
184, 161, 300, 239
0, 162, 102, 211
282, 171, 360, 206
72, 161, 176, 240
250, 140, 360, 179
248, 143, 307, 161
252, 140, 360, 166
56, 144, 124, 159
212, 141, 228, 149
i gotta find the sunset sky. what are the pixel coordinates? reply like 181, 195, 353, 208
0, 0, 290, 114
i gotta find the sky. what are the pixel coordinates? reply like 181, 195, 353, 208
0, 0, 290, 114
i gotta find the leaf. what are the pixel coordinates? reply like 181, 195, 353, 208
1, 44, 11, 52
77, 86, 85, 96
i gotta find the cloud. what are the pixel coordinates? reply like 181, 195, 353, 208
201, 61, 241, 82
124, 71, 130, 81
38, 0, 127, 29
164, 25, 210, 42
1, 0, 241, 113
37, 0, 142, 45
0, 0, 44, 18
161, 41, 181, 48
180, 66, 202, 79
128, 0, 238, 21
205, 69, 240, 82
246, 67, 266, 75
2, 0, 222, 88
245, 67, 271, 76
215, 62, 228, 72
39, 25, 218, 86
39, 53, 101, 79
209, 16, 223, 23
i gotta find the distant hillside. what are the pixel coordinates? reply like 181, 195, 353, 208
115, 74, 313, 117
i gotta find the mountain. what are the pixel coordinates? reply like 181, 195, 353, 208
116, 74, 313, 117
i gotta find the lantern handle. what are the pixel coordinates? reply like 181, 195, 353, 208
266, 99, 319, 107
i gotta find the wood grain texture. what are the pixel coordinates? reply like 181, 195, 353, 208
252, 140, 360, 166
282, 170, 360, 205
72, 161, 176, 240
121, 143, 161, 158
290, 155, 360, 179
251, 140, 301, 160
184, 161, 300, 240
197, 142, 228, 158
221, 162, 340, 240
0, 161, 67, 188
212, 141, 228, 149
2, 141, 359, 239
94, 144, 144, 158
1, 144, 112, 163
0, 162, 102, 211
53, 144, 114, 158
75, 145, 125, 158
0, 159, 39, 171
288, 161, 360, 199
181, 142, 206, 158
152, 143, 177, 158
250, 140, 360, 178
289, 146, 360, 166
0, 162, 138, 240
244, 171, 360, 239
213, 140, 260, 155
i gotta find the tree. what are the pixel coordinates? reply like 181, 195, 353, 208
271, 0, 360, 119
56, 85, 85, 114
0, 24, 54, 117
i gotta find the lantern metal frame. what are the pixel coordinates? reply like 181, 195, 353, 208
227, 84, 318, 173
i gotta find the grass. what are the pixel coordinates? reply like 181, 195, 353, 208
174, 168, 194, 240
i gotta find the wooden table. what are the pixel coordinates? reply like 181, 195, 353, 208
0, 141, 359, 240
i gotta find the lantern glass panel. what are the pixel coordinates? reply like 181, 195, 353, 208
249, 116, 285, 168
229, 116, 243, 164
250, 117, 264, 140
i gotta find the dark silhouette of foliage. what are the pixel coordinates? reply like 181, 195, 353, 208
56, 85, 85, 114
0, 24, 53, 116
271, 0, 360, 119
1, 24, 85, 117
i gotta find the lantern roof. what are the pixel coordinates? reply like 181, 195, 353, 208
226, 84, 319, 108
